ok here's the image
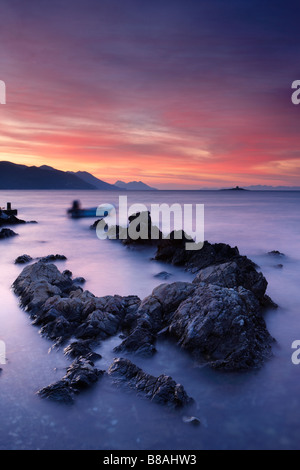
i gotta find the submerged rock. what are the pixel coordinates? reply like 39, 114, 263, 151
267, 250, 285, 258
182, 416, 201, 426
154, 271, 173, 280
15, 254, 33, 264
107, 358, 193, 409
14, 254, 67, 265
39, 254, 67, 263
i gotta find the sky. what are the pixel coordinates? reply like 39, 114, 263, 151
0, 0, 300, 189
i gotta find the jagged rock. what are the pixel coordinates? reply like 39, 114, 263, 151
267, 250, 285, 258
0, 228, 18, 239
192, 258, 268, 304
122, 211, 163, 246
107, 358, 193, 409
37, 357, 103, 404
39, 254, 67, 263
14, 254, 66, 265
15, 254, 33, 264
105, 211, 163, 246
114, 282, 195, 357
13, 262, 141, 345
12, 261, 74, 316
155, 238, 239, 271
63, 357, 103, 390
37, 380, 75, 404
114, 324, 157, 357
168, 283, 274, 371
64, 340, 102, 362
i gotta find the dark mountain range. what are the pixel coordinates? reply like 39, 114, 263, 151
69, 171, 117, 190
0, 162, 156, 191
114, 180, 157, 190
0, 162, 95, 190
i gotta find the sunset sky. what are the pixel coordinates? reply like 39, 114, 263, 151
0, 0, 300, 189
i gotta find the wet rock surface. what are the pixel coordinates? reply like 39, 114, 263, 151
14, 254, 67, 265
114, 282, 196, 357
15, 254, 33, 264
37, 357, 104, 404
12, 235, 277, 406
168, 283, 274, 371
107, 358, 193, 409
192, 257, 269, 304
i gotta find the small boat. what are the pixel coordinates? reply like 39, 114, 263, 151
67, 200, 113, 219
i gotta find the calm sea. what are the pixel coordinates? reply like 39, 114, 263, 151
0, 189, 299, 450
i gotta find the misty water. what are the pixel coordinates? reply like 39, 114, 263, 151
0, 189, 300, 450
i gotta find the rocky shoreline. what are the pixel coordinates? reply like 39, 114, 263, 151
0, 212, 37, 242
11, 214, 278, 409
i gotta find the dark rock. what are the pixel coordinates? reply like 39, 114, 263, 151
12, 261, 74, 317
107, 358, 193, 409
39, 315, 73, 341
168, 283, 274, 371
64, 340, 102, 362
114, 325, 157, 357
15, 254, 33, 264
73, 277, 86, 285
37, 379, 75, 404
182, 416, 201, 426
123, 211, 163, 246
13, 261, 141, 346
192, 257, 268, 304
268, 250, 285, 258
154, 271, 172, 280
0, 214, 26, 227
39, 254, 67, 263
106, 211, 163, 247
14, 254, 67, 266
37, 357, 103, 404
115, 282, 195, 357
0, 228, 18, 239
63, 357, 103, 390
155, 239, 239, 271
90, 219, 104, 230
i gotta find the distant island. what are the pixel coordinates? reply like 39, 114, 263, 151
220, 186, 248, 191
